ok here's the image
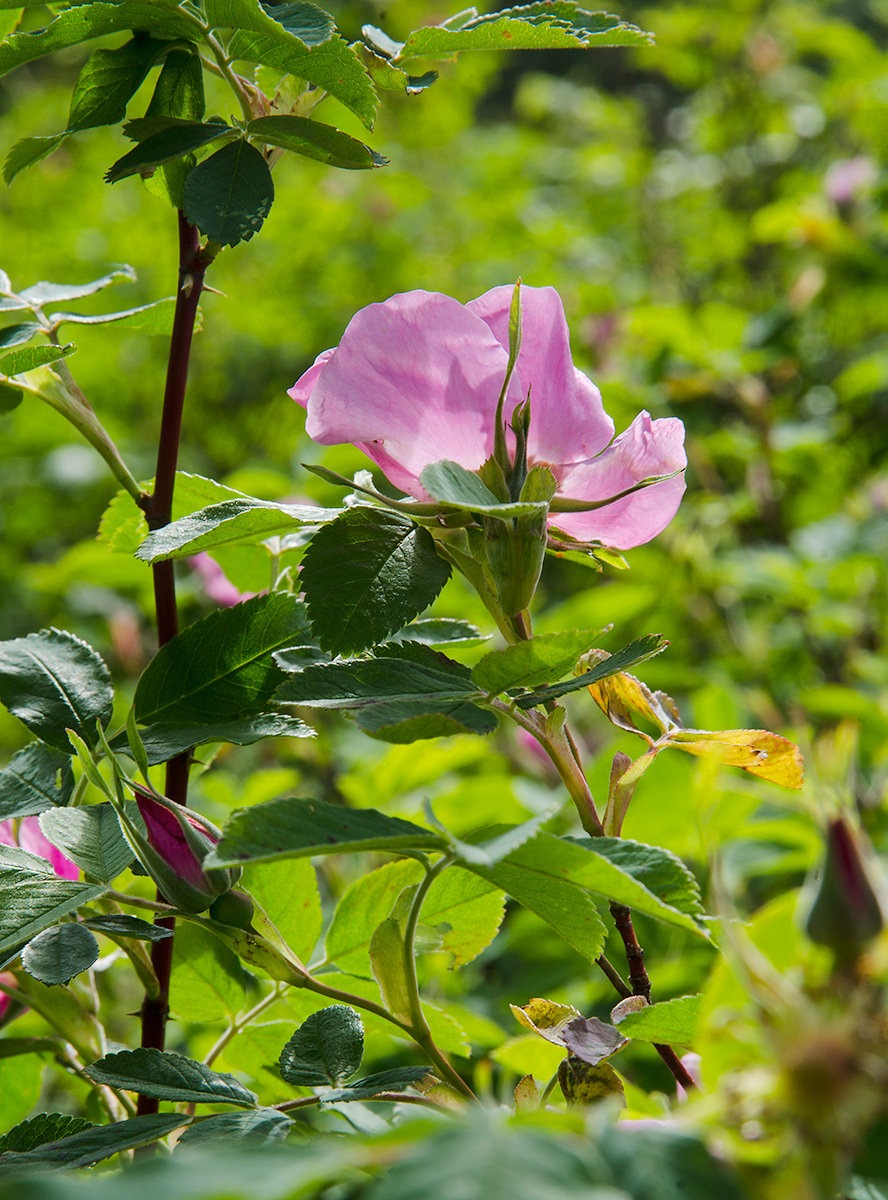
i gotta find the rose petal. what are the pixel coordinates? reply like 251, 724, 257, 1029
295, 290, 521, 496
0, 817, 80, 880
467, 285, 614, 466
552, 414, 687, 548
288, 347, 335, 410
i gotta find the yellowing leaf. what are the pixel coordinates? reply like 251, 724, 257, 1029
510, 997, 581, 1045
668, 729, 804, 789
557, 1057, 624, 1106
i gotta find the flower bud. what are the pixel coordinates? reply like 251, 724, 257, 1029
124, 784, 241, 914
804, 815, 884, 965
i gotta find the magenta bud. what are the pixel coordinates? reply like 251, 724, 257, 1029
804, 816, 884, 964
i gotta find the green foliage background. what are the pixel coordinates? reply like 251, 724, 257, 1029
1, 0, 887, 1151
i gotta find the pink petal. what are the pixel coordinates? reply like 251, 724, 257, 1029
0, 817, 80, 880
551, 414, 687, 548
288, 347, 335, 410
466, 285, 614, 466
292, 291, 520, 496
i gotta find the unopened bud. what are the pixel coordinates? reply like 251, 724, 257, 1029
804, 816, 884, 964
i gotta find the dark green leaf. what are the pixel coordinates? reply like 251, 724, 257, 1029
0, 1114, 189, 1175
146, 46, 205, 120
134, 593, 310, 727
615, 995, 700, 1048
0, 322, 40, 348
21, 923, 100, 986
259, 0, 334, 44
598, 1122, 747, 1200
0, 870, 106, 955
0, 1037, 59, 1057
515, 634, 669, 708
82, 914, 173, 942
68, 36, 169, 131
356, 698, 497, 741
0, 384, 22, 411
105, 120, 232, 183
568, 837, 705, 921
278, 1006, 364, 1087
183, 139, 274, 248
388, 619, 487, 647
0, 3, 201, 78
178, 1109, 292, 1146
206, 796, 444, 868
247, 114, 385, 169
228, 29, 378, 128
114, 712, 314, 766
19, 267, 136, 306
136, 498, 340, 562
0, 1114, 93, 1154
472, 629, 605, 694
0, 744, 74, 820
4, 133, 67, 183
85, 1047, 258, 1107
300, 508, 451, 654
38, 803, 134, 883
0, 628, 113, 752
322, 1065, 430, 1102
0, 343, 75, 377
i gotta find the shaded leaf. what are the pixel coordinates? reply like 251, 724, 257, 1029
247, 114, 386, 169
85, 1047, 258, 1107
472, 629, 605, 694
515, 634, 669, 708
178, 1109, 292, 1146
388, 619, 487, 648
183, 139, 274, 248
369, 916, 411, 1023
278, 1005, 364, 1087
113, 711, 314, 767
136, 498, 340, 562
568, 837, 705, 921
0, 1114, 189, 1174
21, 923, 100, 986
0, 744, 74, 820
321, 1065, 430, 1102
0, 871, 106, 955
81, 914, 173, 942
0, 322, 41, 349
67, 36, 169, 131
18, 267, 136, 306
420, 461, 547, 518
598, 1122, 747, 1200
561, 1016, 628, 1065
106, 119, 232, 183
558, 1057, 624, 1106
0, 1114, 93, 1154
146, 46, 205, 121
39, 803, 135, 883
3, 134, 66, 185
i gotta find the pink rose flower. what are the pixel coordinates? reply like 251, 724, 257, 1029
289, 286, 686, 550
0, 816, 79, 880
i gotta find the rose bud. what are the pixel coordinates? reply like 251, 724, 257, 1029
804, 815, 884, 966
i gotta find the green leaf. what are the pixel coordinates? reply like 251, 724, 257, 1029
0, 322, 41, 348
0, 1114, 93, 1154
389, 619, 487, 648
99, 470, 247, 554
568, 837, 705, 921
368, 916, 411, 1022
435, 810, 554, 868
48, 297, 177, 332
206, 796, 445, 868
86, 1047, 258, 1107
105, 120, 233, 183
229, 27, 378, 128
515, 634, 670, 708
241, 858, 321, 963
614, 995, 701, 1048
134, 593, 310, 727
278, 1006, 364, 1086
0, 3, 201, 78
325, 859, 422, 975
113, 712, 313, 767
321, 1065, 430, 1102
423, 867, 505, 968
0, 342, 75, 377
170, 922, 249, 1022
183, 139, 274, 248
598, 1122, 747, 1200
178, 1109, 292, 1146
0, 628, 113, 752
0, 1114, 190, 1174
420, 460, 547, 518
145, 46, 205, 120
0, 870, 105, 955
0, 383, 22, 411
259, 0, 335, 44
81, 913, 173, 942
68, 36, 169, 131
391, 3, 653, 60
21, 923, 100, 986
38, 803, 134, 883
247, 114, 385, 169
18, 267, 136, 306
300, 508, 451, 655
472, 629, 606, 694
558, 1057, 624, 1106
136, 497, 340, 562
0, 744, 74, 820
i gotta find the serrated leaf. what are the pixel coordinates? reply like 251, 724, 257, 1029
423, 868, 505, 968
99, 470, 247, 554
68, 36, 169, 131
105, 120, 233, 183
567, 836, 705, 921
38, 803, 134, 883
247, 114, 385, 169
207, 796, 444, 868
229, 29, 377, 128
18, 267, 136, 306
136, 498, 340, 563
0, 1113, 93, 1154
48, 297, 176, 332
170, 922, 249, 1022
0, 1114, 189, 1174
0, 628, 113, 752
112, 711, 313, 767
81, 913, 173, 942
0, 871, 106, 954
472, 629, 605, 694
241, 858, 321, 963
21, 923, 100, 986
515, 634, 669, 708
86, 1047, 258, 1106
0, 342, 75, 377
441, 810, 555, 868
0, 3, 201, 78
278, 1005, 364, 1086
388, 619, 487, 647
325, 859, 423, 974
134, 593, 310, 727
147, 46, 205, 120
183, 139, 274, 248
0, 744, 74, 820
300, 508, 451, 655
322, 1065, 430, 1102
614, 995, 701, 1048
0, 322, 41, 348
178, 1109, 292, 1146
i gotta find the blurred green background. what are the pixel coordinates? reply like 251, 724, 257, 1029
1, 0, 887, 1103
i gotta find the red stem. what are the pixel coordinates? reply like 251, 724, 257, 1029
136, 213, 209, 1114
